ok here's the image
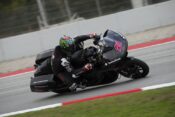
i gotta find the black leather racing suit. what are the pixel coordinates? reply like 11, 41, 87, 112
51, 35, 95, 88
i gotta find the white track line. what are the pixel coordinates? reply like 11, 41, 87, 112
142, 82, 175, 91
0, 103, 62, 117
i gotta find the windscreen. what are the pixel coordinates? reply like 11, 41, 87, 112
102, 30, 128, 61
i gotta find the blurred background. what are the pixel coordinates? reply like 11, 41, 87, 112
0, 0, 170, 39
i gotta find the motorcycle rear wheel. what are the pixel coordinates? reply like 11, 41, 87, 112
52, 88, 75, 94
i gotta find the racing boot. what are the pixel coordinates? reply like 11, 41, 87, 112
78, 83, 86, 89
69, 83, 77, 92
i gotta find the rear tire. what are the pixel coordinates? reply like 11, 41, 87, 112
120, 58, 149, 79
52, 78, 76, 94
52, 89, 73, 94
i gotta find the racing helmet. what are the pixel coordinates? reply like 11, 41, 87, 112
59, 36, 75, 55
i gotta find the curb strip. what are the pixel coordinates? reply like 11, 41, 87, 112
1, 82, 175, 117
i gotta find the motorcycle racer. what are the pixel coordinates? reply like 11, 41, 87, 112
51, 34, 100, 91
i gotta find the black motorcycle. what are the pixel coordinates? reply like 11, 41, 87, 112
30, 30, 149, 93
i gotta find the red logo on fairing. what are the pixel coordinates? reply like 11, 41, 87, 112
114, 41, 122, 52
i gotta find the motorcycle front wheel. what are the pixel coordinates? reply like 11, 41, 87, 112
119, 58, 149, 79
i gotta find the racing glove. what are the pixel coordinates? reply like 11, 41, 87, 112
89, 33, 100, 39
82, 63, 93, 72
89, 33, 100, 45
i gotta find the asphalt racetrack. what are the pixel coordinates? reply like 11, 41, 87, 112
0, 41, 175, 115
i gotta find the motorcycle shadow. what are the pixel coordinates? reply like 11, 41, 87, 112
39, 76, 150, 101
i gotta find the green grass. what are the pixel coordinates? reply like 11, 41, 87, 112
10, 86, 175, 117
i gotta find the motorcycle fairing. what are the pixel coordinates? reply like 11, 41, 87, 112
102, 30, 128, 61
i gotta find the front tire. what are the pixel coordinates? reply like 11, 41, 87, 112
120, 58, 149, 79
